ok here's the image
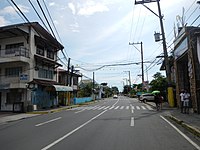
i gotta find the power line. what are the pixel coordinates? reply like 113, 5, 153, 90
36, 0, 56, 38
28, 0, 50, 33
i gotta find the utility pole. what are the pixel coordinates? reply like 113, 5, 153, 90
69, 65, 74, 86
129, 42, 144, 86
66, 58, 71, 86
93, 72, 95, 100
128, 71, 131, 87
134, 0, 174, 107
124, 71, 131, 87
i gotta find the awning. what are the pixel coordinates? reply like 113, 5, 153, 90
53, 85, 73, 92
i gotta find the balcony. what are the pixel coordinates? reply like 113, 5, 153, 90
0, 47, 30, 63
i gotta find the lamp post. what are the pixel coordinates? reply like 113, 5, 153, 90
134, 0, 174, 107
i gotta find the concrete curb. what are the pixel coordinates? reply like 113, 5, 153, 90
168, 115, 200, 137
145, 102, 200, 137
26, 100, 99, 115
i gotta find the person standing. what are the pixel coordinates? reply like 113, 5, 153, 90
183, 90, 190, 114
180, 89, 185, 113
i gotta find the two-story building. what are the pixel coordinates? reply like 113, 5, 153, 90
0, 22, 72, 112
57, 68, 82, 105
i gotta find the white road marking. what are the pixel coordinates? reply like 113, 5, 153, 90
131, 109, 134, 114
35, 117, 62, 127
41, 110, 107, 150
112, 99, 120, 107
115, 106, 119, 109
104, 106, 110, 110
98, 106, 106, 110
130, 117, 134, 126
136, 106, 140, 110
120, 106, 124, 109
141, 106, 146, 110
109, 106, 114, 110
92, 106, 100, 110
126, 106, 129, 109
160, 115, 200, 150
75, 109, 85, 114
131, 106, 135, 110
146, 105, 153, 110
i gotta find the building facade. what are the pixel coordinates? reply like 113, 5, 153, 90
0, 22, 71, 112
173, 26, 200, 113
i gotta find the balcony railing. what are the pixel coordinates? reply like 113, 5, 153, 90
0, 47, 29, 58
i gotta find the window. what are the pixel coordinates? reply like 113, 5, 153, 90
5, 43, 24, 54
6, 90, 22, 104
5, 67, 22, 77
38, 68, 53, 79
47, 50, 54, 59
36, 45, 45, 56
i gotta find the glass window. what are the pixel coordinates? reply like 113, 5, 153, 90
36, 45, 45, 56
5, 43, 24, 54
47, 50, 54, 59
38, 68, 53, 79
5, 67, 22, 77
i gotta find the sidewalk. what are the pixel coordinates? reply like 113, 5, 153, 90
146, 101, 200, 137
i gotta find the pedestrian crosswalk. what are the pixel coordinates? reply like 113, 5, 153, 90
72, 105, 153, 111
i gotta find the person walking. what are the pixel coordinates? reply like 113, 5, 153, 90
183, 90, 190, 114
154, 93, 162, 111
180, 89, 185, 113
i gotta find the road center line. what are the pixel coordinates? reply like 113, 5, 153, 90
160, 115, 200, 150
35, 117, 62, 127
41, 110, 107, 150
131, 109, 134, 114
130, 117, 134, 127
112, 99, 119, 107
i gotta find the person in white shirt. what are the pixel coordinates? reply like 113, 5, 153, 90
179, 89, 185, 113
183, 90, 190, 114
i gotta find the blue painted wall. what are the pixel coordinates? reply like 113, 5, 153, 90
74, 97, 92, 104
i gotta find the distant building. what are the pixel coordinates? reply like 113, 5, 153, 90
57, 68, 82, 105
0, 22, 72, 111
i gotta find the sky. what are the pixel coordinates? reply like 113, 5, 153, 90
0, 0, 199, 91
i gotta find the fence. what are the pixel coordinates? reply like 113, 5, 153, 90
74, 97, 92, 105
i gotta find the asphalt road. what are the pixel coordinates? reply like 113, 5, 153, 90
0, 96, 199, 150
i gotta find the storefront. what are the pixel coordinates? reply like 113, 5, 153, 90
174, 27, 200, 113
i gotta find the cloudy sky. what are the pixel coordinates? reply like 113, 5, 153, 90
0, 0, 199, 91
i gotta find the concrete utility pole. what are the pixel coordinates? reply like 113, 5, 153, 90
93, 72, 95, 100
67, 58, 71, 86
134, 0, 174, 107
124, 71, 131, 87
129, 42, 144, 86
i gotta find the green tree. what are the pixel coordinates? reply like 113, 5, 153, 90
150, 72, 167, 100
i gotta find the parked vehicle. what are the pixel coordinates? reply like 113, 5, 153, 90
139, 93, 155, 102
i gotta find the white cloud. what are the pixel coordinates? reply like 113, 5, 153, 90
0, 6, 16, 15
95, 11, 132, 42
0, 5, 29, 15
77, 1, 109, 16
69, 22, 80, 32
49, 2, 55, 6
68, 2, 76, 15
0, 16, 8, 26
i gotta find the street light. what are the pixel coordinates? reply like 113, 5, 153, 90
134, 0, 174, 107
